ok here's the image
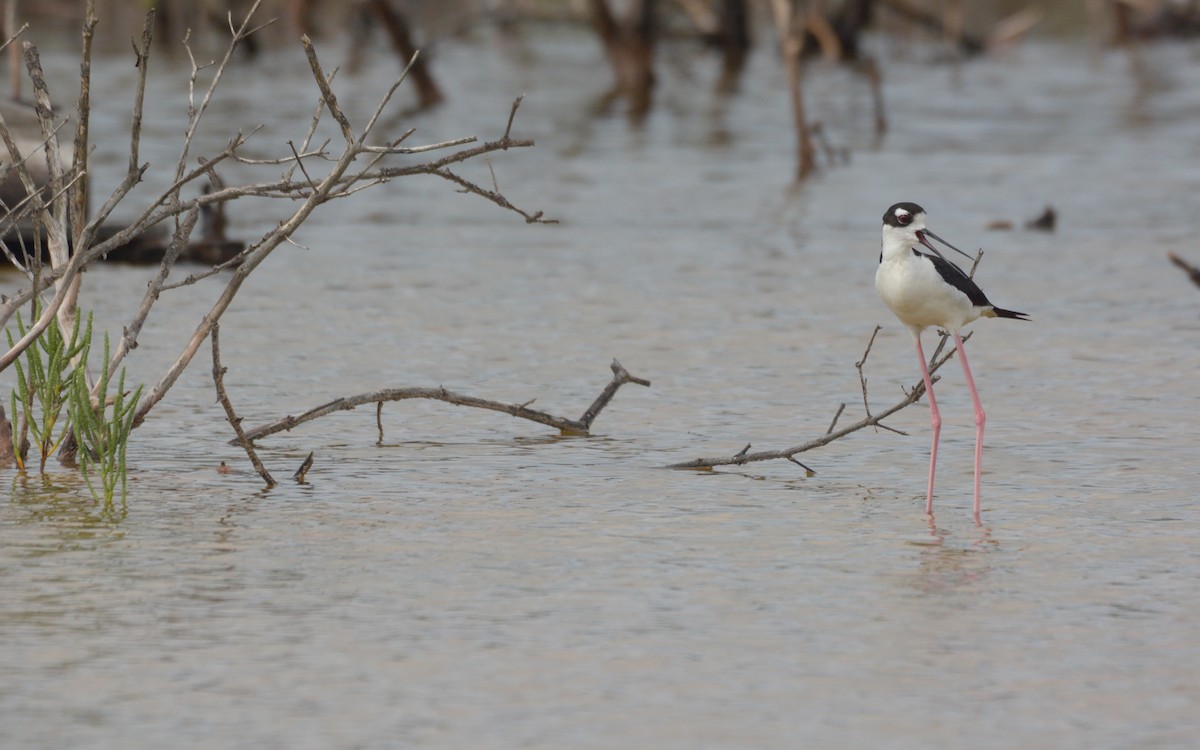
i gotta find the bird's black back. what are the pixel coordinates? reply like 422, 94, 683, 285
915, 249, 992, 307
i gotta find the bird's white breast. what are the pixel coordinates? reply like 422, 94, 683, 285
875, 251, 981, 333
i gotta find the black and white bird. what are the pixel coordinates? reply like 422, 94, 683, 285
875, 202, 1028, 522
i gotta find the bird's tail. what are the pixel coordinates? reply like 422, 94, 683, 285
988, 306, 1030, 321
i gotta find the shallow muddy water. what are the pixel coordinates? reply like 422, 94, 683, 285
3, 26, 1200, 749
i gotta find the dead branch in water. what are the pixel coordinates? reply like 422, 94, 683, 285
0, 2, 550, 448
671, 249, 987, 470
1169, 252, 1200, 289
211, 322, 275, 487
668, 328, 963, 470
237, 360, 650, 445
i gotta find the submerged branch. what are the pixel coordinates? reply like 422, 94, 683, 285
237, 359, 650, 444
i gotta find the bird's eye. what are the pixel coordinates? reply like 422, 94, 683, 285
896, 212, 912, 226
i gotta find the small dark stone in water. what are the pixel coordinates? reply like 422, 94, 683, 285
1026, 205, 1056, 232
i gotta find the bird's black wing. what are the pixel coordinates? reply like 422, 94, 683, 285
914, 249, 992, 307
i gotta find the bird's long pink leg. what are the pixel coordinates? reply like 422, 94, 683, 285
953, 333, 986, 524
913, 334, 940, 516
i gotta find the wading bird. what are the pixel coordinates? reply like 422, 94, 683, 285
875, 202, 1028, 522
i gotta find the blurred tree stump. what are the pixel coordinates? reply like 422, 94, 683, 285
590, 0, 658, 121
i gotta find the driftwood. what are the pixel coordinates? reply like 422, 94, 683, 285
236, 359, 651, 445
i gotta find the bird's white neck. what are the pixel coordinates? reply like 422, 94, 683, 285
880, 228, 920, 263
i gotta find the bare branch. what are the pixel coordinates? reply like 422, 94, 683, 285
2, 12, 551, 437
1169, 251, 1200, 289
667, 332, 962, 470
855, 323, 881, 420
576, 359, 651, 432
175, 0, 266, 184
126, 10, 154, 185
212, 322, 275, 486
359, 51, 421, 140
503, 94, 525, 140
131, 35, 422, 427
106, 206, 198, 382
71, 3, 99, 249
360, 135, 475, 155
287, 140, 319, 192
287, 71, 337, 182
301, 34, 354, 142
238, 359, 650, 444
969, 248, 984, 277
433, 167, 552, 224
825, 402, 846, 434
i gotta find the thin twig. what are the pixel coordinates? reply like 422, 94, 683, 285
175, 0, 265, 184
106, 206, 198, 382
788, 456, 814, 474
969, 248, 984, 277
433, 166, 552, 224
825, 402, 846, 434
855, 323, 881, 420
359, 51, 421, 140
360, 135, 475, 155
287, 140, 318, 191
502, 94, 525, 141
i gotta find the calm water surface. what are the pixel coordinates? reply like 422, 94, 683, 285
3, 28, 1200, 749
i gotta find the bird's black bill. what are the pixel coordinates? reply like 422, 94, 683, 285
918, 229, 976, 262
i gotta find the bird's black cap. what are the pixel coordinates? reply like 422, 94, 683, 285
883, 202, 926, 227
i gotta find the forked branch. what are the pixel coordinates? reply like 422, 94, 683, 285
670, 249, 990, 471
237, 359, 650, 444
667, 327, 962, 470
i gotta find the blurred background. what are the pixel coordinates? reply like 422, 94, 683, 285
3, 2, 1200, 749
